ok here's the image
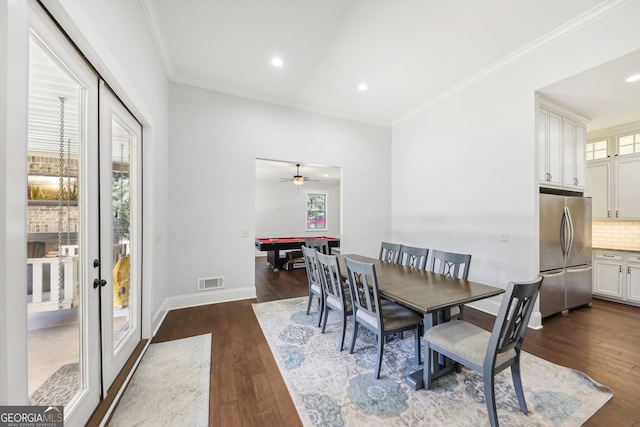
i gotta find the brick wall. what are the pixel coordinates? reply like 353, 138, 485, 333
592, 220, 640, 250
27, 205, 78, 233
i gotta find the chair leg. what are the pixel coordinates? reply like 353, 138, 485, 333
349, 320, 359, 354
317, 296, 324, 327
306, 293, 314, 315
511, 359, 528, 414
484, 373, 498, 427
375, 334, 385, 379
320, 304, 329, 333
338, 312, 347, 351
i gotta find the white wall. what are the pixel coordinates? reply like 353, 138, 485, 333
391, 0, 640, 326
0, 0, 169, 404
168, 83, 391, 303
255, 178, 341, 240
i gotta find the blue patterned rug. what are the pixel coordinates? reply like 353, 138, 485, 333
253, 297, 612, 427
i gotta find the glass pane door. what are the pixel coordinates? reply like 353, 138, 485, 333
27, 2, 101, 424
99, 82, 142, 395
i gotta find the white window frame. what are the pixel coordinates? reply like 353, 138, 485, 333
305, 190, 328, 231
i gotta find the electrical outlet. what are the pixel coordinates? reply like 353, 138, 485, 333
499, 232, 508, 242
242, 229, 249, 237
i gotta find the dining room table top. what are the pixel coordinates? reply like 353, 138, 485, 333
338, 254, 504, 315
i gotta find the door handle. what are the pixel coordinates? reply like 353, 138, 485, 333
93, 278, 107, 289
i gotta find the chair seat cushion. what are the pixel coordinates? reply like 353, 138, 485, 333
326, 293, 352, 313
424, 320, 516, 368
311, 283, 322, 295
380, 302, 421, 331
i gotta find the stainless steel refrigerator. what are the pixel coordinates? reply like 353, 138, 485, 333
539, 193, 592, 318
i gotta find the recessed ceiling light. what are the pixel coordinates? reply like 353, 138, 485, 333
358, 82, 368, 91
626, 73, 640, 82
271, 57, 283, 68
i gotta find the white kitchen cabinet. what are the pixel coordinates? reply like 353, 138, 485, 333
586, 161, 610, 219
626, 254, 640, 303
593, 250, 640, 306
614, 156, 640, 219
563, 119, 587, 190
586, 125, 640, 220
538, 107, 586, 191
593, 251, 624, 299
538, 109, 562, 187
587, 154, 640, 220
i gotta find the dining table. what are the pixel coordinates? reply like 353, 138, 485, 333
338, 254, 505, 390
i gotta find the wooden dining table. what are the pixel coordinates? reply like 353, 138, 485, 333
338, 254, 504, 390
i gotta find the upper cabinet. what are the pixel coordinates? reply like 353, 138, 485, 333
538, 106, 587, 191
586, 125, 640, 220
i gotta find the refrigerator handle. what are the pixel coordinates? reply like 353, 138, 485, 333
565, 205, 574, 259
560, 207, 568, 259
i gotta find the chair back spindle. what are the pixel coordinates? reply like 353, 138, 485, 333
379, 242, 401, 264
304, 239, 329, 254
429, 250, 471, 280
398, 245, 429, 270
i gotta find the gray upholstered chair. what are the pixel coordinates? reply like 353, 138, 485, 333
304, 239, 329, 254
378, 241, 401, 264
345, 257, 422, 378
429, 250, 472, 319
398, 245, 429, 270
424, 277, 543, 427
301, 245, 324, 327
315, 251, 353, 351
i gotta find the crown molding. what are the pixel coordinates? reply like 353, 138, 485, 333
140, 0, 174, 78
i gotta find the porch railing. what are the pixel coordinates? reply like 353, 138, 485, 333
27, 256, 79, 313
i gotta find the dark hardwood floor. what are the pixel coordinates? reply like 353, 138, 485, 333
148, 257, 640, 427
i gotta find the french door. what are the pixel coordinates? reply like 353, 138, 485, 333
98, 82, 142, 394
27, 2, 142, 425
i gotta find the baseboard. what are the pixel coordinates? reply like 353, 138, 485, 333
151, 286, 257, 335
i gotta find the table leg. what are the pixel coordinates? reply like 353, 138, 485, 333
266, 250, 281, 272
405, 312, 434, 390
406, 309, 455, 391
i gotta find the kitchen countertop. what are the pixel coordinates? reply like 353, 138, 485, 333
593, 247, 640, 253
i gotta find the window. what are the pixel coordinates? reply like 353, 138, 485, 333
586, 139, 609, 161
617, 133, 640, 156
306, 191, 327, 231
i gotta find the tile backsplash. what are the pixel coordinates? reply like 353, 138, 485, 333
592, 220, 640, 251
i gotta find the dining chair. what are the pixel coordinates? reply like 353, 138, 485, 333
398, 245, 429, 270
429, 250, 472, 319
378, 242, 401, 264
304, 239, 329, 254
424, 276, 543, 427
345, 257, 422, 378
315, 252, 353, 351
301, 245, 324, 327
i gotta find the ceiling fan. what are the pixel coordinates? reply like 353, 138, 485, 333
280, 163, 318, 186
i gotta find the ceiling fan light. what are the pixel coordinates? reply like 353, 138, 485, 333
293, 176, 304, 185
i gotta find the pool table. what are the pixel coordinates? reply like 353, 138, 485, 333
255, 236, 340, 271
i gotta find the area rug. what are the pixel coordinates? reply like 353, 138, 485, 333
109, 333, 211, 426
253, 297, 612, 427
29, 363, 79, 407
